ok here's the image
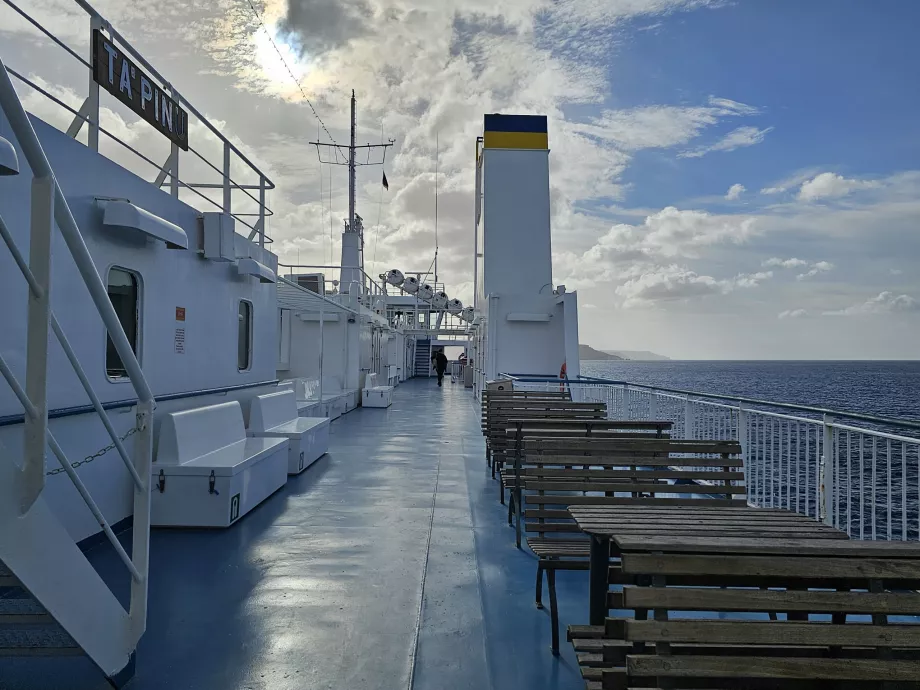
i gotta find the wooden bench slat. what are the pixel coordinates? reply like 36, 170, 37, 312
522, 456, 744, 468
527, 496, 747, 506
621, 586, 920, 615
624, 655, 920, 681
517, 469, 744, 480
527, 439, 741, 453
616, 537, 920, 557
624, 619, 920, 647
621, 553, 920, 580
525, 481, 746, 494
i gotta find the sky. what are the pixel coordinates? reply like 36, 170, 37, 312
3, 0, 919, 359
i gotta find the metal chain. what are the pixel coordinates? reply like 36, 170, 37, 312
46, 426, 139, 476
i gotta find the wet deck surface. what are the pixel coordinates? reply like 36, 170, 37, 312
3, 378, 587, 689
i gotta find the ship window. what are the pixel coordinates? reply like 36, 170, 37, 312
106, 267, 139, 380
238, 300, 252, 371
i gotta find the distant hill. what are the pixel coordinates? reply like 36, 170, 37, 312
579, 344, 624, 361
603, 350, 670, 361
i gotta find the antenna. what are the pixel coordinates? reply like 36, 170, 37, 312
434, 131, 439, 286
309, 90, 394, 285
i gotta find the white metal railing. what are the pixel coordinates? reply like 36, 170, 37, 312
504, 375, 920, 541
0, 55, 154, 645
2, 0, 275, 247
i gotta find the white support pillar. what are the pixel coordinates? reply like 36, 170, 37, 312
87, 16, 102, 151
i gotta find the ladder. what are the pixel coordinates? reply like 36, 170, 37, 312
414, 339, 432, 377
0, 57, 154, 687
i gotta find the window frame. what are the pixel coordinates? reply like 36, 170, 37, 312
237, 299, 253, 372
104, 265, 142, 384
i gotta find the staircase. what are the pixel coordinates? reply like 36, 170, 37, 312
414, 339, 432, 377
0, 57, 154, 686
0, 559, 80, 658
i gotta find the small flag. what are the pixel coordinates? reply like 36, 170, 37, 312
382, 171, 389, 190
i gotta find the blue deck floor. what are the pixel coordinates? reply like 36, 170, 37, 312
2, 378, 589, 690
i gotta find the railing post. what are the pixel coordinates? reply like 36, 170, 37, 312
820, 415, 834, 526
258, 175, 266, 248
684, 395, 694, 440
21, 175, 54, 512
128, 399, 153, 643
738, 403, 749, 498
648, 391, 657, 421
222, 141, 231, 213
87, 16, 102, 152
169, 87, 179, 198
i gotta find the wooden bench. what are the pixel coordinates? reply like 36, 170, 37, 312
482, 400, 607, 478
512, 438, 744, 653
579, 534, 920, 690
566, 506, 850, 663
152, 401, 289, 527
499, 419, 672, 507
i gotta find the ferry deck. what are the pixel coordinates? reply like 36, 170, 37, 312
2, 378, 587, 690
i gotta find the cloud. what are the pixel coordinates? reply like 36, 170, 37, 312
280, 0, 374, 57
725, 183, 745, 200
614, 265, 772, 308
824, 291, 920, 316
679, 125, 773, 158
762, 257, 833, 280
798, 172, 880, 201
796, 260, 834, 280
764, 257, 809, 269
570, 97, 760, 152
778, 309, 808, 319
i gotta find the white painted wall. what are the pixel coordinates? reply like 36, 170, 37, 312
0, 113, 280, 541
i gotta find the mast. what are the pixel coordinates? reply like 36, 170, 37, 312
309, 91, 393, 297
348, 89, 356, 258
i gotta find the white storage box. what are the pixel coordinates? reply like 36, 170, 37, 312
362, 373, 394, 408
152, 401, 289, 527
247, 391, 330, 474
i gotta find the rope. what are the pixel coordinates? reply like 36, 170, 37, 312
242, 0, 342, 162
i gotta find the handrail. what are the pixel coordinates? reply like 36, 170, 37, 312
0, 60, 152, 403
3, 0, 276, 246
500, 373, 920, 432
0, 53, 155, 644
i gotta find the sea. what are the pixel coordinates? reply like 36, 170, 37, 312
580, 360, 920, 422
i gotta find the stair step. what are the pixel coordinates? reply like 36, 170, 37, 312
0, 561, 17, 587
0, 626, 81, 656
0, 598, 52, 622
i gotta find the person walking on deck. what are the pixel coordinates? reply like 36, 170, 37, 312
432, 350, 448, 386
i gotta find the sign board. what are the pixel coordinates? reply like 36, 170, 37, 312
92, 29, 189, 150
175, 306, 186, 321
174, 328, 186, 355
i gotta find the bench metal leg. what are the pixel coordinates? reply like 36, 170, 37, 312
547, 567, 559, 655
507, 491, 514, 525
499, 472, 505, 504
589, 536, 609, 626
535, 561, 545, 609
514, 483, 523, 549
